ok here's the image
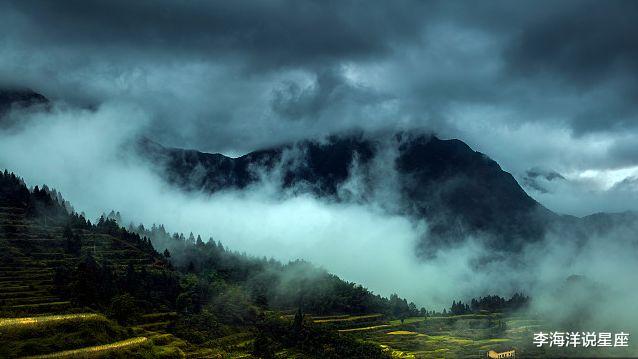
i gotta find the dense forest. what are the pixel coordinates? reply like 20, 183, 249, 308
448, 294, 530, 315
112, 215, 427, 318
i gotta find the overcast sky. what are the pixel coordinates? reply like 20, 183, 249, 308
1, 0, 637, 215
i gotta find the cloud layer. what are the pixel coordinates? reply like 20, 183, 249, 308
2, 1, 638, 215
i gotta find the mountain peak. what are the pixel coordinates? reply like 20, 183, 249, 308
0, 88, 48, 114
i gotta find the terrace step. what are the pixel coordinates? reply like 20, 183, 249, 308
2, 296, 62, 306
0, 213, 26, 220
27, 255, 75, 262
0, 313, 102, 329
31, 260, 75, 266
0, 268, 55, 276
5, 301, 72, 314
185, 348, 221, 358
0, 279, 54, 287
138, 312, 178, 324
0, 272, 53, 281
137, 321, 172, 331
0, 206, 27, 212
21, 336, 149, 359
0, 290, 51, 299
0, 285, 54, 293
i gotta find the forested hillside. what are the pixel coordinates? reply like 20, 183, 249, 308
0, 169, 425, 358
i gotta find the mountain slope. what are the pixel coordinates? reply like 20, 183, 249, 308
0, 88, 48, 118
0, 170, 408, 358
0, 88, 50, 132
138, 132, 556, 254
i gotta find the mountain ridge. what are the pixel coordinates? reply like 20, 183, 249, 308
136, 132, 556, 255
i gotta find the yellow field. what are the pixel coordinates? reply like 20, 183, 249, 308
0, 313, 102, 328
339, 324, 392, 332
22, 336, 149, 358
313, 313, 383, 323
338, 316, 426, 333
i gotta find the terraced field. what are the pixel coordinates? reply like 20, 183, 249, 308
316, 313, 521, 358
0, 205, 158, 317
22, 337, 150, 358
323, 313, 637, 358
0, 205, 192, 358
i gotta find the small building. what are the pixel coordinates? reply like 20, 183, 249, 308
486, 349, 516, 358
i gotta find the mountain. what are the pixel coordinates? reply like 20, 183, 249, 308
2, 88, 634, 255
137, 132, 556, 255
0, 88, 49, 129
0, 88, 48, 115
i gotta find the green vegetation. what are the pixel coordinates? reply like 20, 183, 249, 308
449, 293, 529, 315
0, 312, 129, 358
0, 170, 397, 358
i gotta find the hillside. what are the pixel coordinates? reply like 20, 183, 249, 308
0, 169, 425, 358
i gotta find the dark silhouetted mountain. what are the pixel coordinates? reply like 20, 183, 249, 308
0, 88, 48, 115
0, 88, 50, 130
138, 132, 557, 255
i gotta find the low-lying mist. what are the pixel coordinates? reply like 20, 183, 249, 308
1, 101, 637, 340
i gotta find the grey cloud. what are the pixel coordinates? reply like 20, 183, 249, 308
1, 0, 638, 214
611, 176, 638, 192
503, 1, 638, 136
271, 68, 391, 121
607, 138, 638, 168
504, 1, 638, 86
1, 0, 429, 70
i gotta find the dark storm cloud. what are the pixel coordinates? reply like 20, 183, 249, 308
607, 137, 638, 169
505, 1, 638, 86
0, 0, 433, 153
2, 0, 638, 191
503, 0, 638, 136
271, 67, 390, 121
1, 0, 428, 69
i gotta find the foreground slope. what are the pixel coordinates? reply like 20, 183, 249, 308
0, 170, 400, 358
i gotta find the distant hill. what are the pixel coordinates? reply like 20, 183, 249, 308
0, 88, 48, 116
